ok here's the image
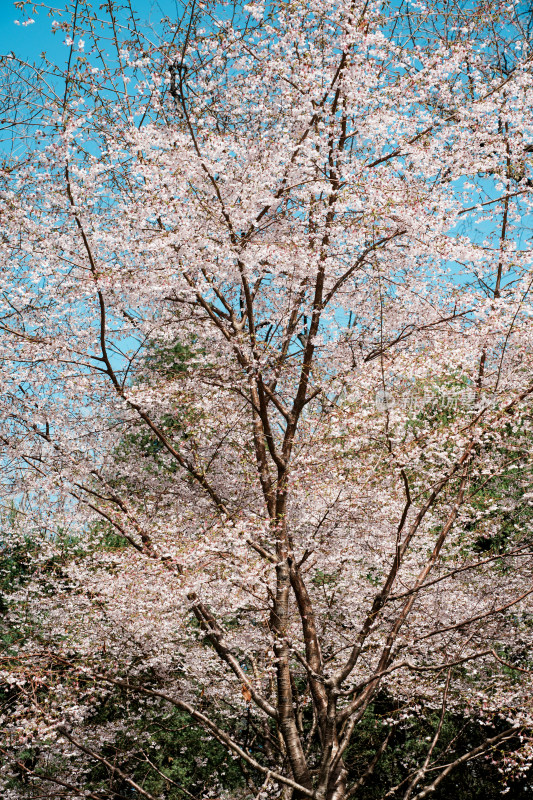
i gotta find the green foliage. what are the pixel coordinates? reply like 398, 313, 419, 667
466, 422, 533, 557
342, 696, 531, 799
404, 373, 473, 433
312, 569, 338, 587
118, 415, 187, 466
144, 339, 199, 380
0, 540, 34, 608
111, 337, 203, 475
84, 692, 246, 800
89, 519, 131, 551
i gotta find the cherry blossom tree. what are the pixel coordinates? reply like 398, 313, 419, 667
1, 0, 533, 798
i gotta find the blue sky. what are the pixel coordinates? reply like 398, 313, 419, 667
0, 1, 182, 63
0, 3, 64, 62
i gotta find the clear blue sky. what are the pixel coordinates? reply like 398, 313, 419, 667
0, 1, 181, 64
0, 2, 64, 63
